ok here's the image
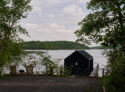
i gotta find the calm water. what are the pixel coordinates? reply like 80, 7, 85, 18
29, 49, 107, 67
26, 49, 108, 76
4, 49, 108, 76
47, 49, 107, 67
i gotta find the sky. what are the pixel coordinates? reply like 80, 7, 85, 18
20, 0, 91, 42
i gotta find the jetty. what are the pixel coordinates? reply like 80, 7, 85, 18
0, 75, 103, 92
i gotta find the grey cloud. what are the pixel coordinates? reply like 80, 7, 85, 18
20, 0, 90, 41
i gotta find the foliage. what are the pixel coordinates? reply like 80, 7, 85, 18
21, 51, 70, 76
21, 53, 37, 67
40, 54, 57, 75
21, 41, 89, 50
75, 0, 125, 92
0, 0, 32, 75
58, 65, 64, 76
38, 52, 66, 76
75, 0, 125, 49
104, 50, 125, 92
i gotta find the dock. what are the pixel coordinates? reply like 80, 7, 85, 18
0, 75, 103, 92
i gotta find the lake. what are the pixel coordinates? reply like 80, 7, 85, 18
26, 49, 108, 76
4, 49, 108, 76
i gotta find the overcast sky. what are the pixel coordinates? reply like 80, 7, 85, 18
20, 0, 91, 42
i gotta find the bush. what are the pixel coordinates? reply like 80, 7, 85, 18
104, 50, 125, 92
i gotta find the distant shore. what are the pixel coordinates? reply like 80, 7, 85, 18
21, 41, 109, 50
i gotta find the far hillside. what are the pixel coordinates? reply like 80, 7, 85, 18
90, 46, 111, 49
21, 41, 89, 50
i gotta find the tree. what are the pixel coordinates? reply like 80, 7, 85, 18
104, 49, 125, 92
75, 0, 125, 92
75, 0, 125, 50
0, 0, 32, 74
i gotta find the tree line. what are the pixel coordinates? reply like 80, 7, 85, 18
21, 41, 89, 50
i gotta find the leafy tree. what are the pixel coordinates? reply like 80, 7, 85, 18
75, 0, 125, 92
0, 0, 32, 74
75, 0, 125, 49
104, 49, 125, 92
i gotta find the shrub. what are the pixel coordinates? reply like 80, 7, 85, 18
104, 50, 125, 92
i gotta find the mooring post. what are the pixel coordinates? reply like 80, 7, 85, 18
102, 68, 105, 77
95, 64, 99, 77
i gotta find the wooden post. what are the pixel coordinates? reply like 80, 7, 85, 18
102, 68, 105, 77
10, 66, 16, 74
26, 66, 33, 74
95, 64, 99, 77
89, 64, 99, 77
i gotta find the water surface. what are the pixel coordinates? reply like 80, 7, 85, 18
4, 49, 108, 76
